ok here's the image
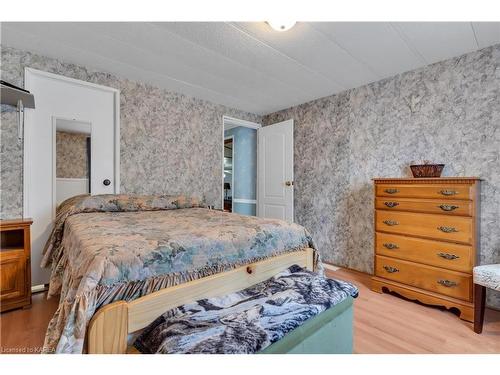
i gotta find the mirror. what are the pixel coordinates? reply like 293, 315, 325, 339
55, 118, 91, 207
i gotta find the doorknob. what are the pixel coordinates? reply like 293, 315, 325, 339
103, 179, 111, 186
285, 181, 293, 186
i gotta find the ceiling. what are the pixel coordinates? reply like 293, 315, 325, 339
2, 22, 500, 115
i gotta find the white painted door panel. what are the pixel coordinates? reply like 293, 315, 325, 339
24, 69, 119, 286
257, 119, 293, 221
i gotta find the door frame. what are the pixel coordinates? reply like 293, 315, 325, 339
223, 135, 234, 212
23, 68, 120, 217
221, 115, 261, 211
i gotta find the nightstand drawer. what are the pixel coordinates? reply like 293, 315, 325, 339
375, 197, 472, 216
376, 210, 473, 244
376, 184, 472, 200
375, 232, 473, 273
375, 255, 472, 301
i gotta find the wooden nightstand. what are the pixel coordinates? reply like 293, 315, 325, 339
1, 219, 33, 312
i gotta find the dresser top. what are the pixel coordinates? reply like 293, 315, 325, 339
373, 177, 481, 183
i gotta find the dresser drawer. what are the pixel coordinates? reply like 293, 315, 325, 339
376, 210, 473, 244
375, 232, 473, 273
375, 255, 472, 301
375, 197, 472, 216
376, 184, 472, 200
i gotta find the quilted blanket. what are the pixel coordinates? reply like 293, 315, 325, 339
41, 194, 320, 354
134, 265, 358, 354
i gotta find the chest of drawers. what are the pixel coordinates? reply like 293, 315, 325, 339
371, 178, 480, 322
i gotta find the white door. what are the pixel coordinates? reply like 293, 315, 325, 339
257, 119, 294, 221
24, 68, 119, 286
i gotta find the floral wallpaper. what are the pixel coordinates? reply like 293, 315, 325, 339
56, 131, 89, 179
1, 42, 499, 308
0, 45, 260, 218
263, 44, 500, 308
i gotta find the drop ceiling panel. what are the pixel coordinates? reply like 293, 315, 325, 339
472, 22, 500, 49
310, 22, 426, 79
1, 24, 266, 114
85, 22, 306, 110
7, 22, 280, 110
2, 22, 499, 115
153, 22, 343, 99
393, 22, 479, 65
233, 22, 378, 91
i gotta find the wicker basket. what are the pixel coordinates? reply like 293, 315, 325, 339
410, 164, 444, 178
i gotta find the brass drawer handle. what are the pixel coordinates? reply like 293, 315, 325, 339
383, 265, 399, 273
439, 204, 459, 212
383, 220, 399, 226
384, 188, 399, 194
384, 201, 399, 208
383, 243, 399, 250
437, 226, 458, 233
439, 190, 458, 196
437, 252, 460, 260
437, 279, 457, 287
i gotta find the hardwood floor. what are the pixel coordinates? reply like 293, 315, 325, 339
0, 269, 499, 354
0, 291, 59, 354
326, 268, 500, 354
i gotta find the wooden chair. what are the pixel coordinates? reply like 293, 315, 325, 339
473, 264, 500, 333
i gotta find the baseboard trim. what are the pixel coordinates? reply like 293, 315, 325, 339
232, 198, 257, 204
31, 284, 48, 293
323, 262, 340, 272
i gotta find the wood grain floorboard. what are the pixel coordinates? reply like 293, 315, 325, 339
0, 269, 498, 354
0, 291, 59, 354
326, 268, 500, 354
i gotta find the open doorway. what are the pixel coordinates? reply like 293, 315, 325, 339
222, 116, 261, 216
223, 136, 233, 212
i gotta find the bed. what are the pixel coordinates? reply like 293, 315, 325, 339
41, 194, 320, 354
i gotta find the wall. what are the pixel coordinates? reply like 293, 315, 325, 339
224, 126, 257, 216
0, 45, 260, 219
263, 44, 500, 308
56, 131, 89, 179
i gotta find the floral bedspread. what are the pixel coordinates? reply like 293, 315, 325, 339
41, 194, 319, 354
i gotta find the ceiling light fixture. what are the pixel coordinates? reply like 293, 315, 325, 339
266, 21, 296, 32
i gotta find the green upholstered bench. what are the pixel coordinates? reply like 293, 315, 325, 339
132, 266, 357, 354
259, 296, 354, 354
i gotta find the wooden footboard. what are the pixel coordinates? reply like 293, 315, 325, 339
87, 248, 315, 354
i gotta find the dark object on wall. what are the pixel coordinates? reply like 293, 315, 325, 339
1, 80, 36, 140
410, 163, 444, 178
86, 136, 91, 193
